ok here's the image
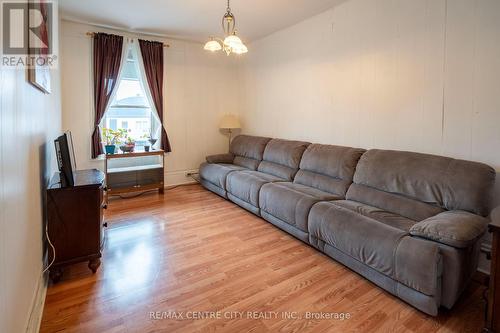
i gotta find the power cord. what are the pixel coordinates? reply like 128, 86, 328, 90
187, 172, 200, 183
42, 222, 55, 274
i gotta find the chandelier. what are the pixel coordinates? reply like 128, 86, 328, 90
204, 0, 248, 55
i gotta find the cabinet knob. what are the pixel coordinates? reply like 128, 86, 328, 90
102, 204, 108, 210
103, 222, 108, 228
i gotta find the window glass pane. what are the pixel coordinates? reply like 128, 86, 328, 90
101, 46, 157, 149
106, 107, 151, 141
121, 54, 140, 80
114, 80, 148, 105
109, 119, 117, 130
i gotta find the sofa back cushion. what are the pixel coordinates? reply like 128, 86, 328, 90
257, 139, 310, 180
348, 149, 496, 219
294, 144, 365, 196
230, 135, 271, 170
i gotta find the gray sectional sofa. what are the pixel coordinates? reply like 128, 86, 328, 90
199, 135, 495, 315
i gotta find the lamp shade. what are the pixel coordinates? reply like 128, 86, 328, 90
219, 114, 241, 129
223, 34, 243, 48
232, 43, 248, 54
204, 39, 222, 51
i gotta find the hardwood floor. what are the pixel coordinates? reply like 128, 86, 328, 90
40, 184, 485, 333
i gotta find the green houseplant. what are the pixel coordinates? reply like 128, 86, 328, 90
102, 128, 116, 155
102, 128, 126, 154
119, 132, 136, 153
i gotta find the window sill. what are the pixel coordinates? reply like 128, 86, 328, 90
91, 155, 106, 162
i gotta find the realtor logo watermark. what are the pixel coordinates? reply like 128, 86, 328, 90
2, 1, 57, 68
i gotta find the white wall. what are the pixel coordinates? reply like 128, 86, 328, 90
239, 0, 500, 172
238, 0, 500, 273
61, 21, 241, 185
0, 3, 62, 332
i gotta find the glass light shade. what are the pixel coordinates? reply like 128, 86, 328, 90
223, 34, 243, 48
219, 114, 241, 129
232, 43, 248, 54
204, 40, 222, 51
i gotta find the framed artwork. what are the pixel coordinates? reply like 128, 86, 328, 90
28, 0, 51, 94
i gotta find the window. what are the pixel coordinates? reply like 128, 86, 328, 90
101, 47, 156, 148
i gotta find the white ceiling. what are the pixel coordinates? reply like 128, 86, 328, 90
59, 0, 344, 42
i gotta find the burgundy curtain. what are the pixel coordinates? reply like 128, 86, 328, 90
138, 39, 172, 152
91, 33, 123, 158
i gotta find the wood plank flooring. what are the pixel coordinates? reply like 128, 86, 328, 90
40, 184, 485, 332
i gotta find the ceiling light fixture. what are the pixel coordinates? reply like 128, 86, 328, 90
204, 0, 248, 56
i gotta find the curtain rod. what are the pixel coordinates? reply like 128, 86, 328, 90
86, 32, 170, 48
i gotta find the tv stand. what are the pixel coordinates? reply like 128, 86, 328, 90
46, 169, 106, 283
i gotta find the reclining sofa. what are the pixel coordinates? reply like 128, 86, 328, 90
199, 135, 495, 315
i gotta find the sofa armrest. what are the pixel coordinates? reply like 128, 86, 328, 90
409, 210, 488, 248
206, 153, 234, 164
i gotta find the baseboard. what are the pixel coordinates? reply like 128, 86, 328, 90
25, 271, 48, 333
165, 180, 198, 189
165, 169, 199, 186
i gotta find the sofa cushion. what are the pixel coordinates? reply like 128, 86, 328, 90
409, 210, 489, 248
257, 139, 309, 180
259, 182, 340, 232
309, 202, 407, 276
309, 201, 441, 296
226, 170, 283, 207
294, 144, 365, 195
230, 135, 271, 170
206, 153, 234, 164
332, 200, 416, 232
347, 183, 445, 222
199, 162, 245, 190
351, 149, 496, 217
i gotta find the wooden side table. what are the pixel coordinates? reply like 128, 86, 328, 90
485, 207, 500, 332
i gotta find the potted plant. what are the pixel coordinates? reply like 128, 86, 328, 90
102, 128, 121, 155
141, 133, 151, 152
120, 134, 136, 153
144, 131, 158, 151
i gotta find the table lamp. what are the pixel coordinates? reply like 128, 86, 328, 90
219, 114, 241, 149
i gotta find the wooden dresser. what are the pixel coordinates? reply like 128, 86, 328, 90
46, 169, 106, 282
485, 208, 500, 332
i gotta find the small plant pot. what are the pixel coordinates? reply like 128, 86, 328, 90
119, 145, 135, 153
105, 145, 116, 155
144, 145, 150, 152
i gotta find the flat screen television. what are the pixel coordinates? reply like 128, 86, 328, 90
54, 131, 77, 187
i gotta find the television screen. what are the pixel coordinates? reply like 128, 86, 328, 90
54, 131, 77, 187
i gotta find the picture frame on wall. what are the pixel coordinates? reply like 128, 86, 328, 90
28, 0, 52, 94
